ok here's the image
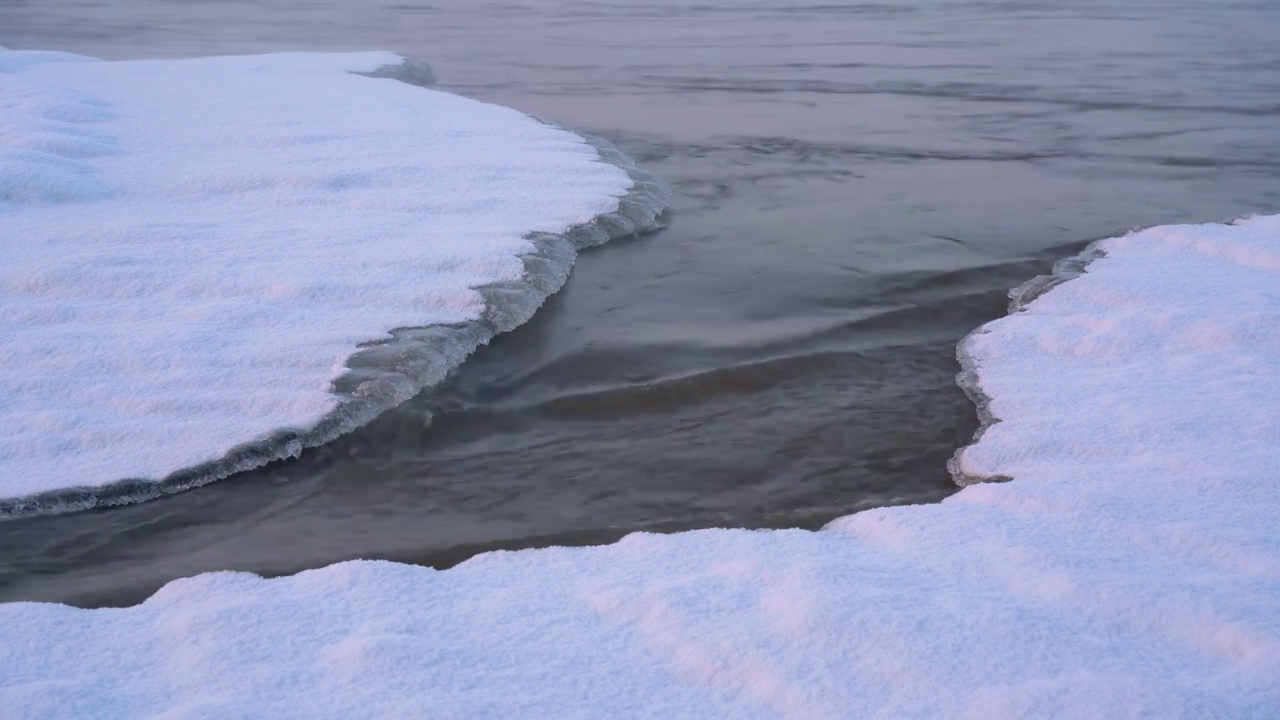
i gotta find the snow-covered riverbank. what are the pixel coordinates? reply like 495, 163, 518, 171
3, 214, 1276, 718
0, 48, 666, 516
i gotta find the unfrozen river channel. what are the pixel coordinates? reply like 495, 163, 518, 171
2, 0, 1279, 605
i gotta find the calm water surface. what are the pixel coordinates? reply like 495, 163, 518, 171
2, 0, 1279, 606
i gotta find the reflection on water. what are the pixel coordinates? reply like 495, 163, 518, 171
2, 0, 1279, 606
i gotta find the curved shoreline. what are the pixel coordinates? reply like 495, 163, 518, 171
6, 215, 1278, 719
945, 216, 1264, 487
0, 127, 670, 520
947, 236, 1113, 487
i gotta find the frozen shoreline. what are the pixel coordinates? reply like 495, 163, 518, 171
947, 235, 1111, 487
0, 49, 669, 517
4, 215, 1277, 718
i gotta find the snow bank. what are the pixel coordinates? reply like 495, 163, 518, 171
3, 217, 1277, 717
0, 48, 667, 516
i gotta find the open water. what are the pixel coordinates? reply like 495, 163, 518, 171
1, 0, 1278, 606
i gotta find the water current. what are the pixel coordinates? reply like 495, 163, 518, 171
2, 0, 1279, 606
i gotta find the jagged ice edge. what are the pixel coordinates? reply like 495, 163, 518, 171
0, 58, 672, 519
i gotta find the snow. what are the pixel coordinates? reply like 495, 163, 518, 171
0, 48, 639, 510
3, 216, 1278, 717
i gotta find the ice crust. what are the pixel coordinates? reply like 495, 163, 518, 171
0, 48, 668, 517
3, 216, 1278, 717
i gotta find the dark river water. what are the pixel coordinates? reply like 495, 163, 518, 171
2, 0, 1279, 607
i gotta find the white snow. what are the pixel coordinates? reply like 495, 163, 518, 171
0, 48, 631, 503
3, 216, 1278, 717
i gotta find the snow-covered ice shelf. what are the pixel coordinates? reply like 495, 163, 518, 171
3, 216, 1277, 717
0, 48, 667, 516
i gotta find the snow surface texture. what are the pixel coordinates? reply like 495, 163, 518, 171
0, 48, 668, 517
3, 218, 1278, 718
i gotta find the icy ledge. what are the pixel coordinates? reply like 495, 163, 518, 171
0, 49, 669, 517
4, 218, 1278, 718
